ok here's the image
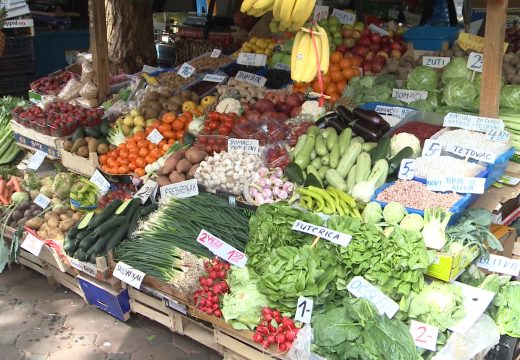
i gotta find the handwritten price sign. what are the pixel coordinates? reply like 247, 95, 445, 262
295, 296, 313, 324
398, 159, 415, 180
410, 320, 438, 351
177, 63, 195, 78
422, 139, 442, 158
196, 229, 247, 267
467, 52, 483, 73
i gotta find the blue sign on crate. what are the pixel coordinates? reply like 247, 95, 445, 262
14, 133, 60, 158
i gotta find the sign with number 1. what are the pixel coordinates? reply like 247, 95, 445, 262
295, 296, 313, 324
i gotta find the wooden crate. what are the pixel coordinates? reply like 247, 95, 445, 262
18, 248, 52, 279
514, 237, 520, 260
47, 265, 85, 299
11, 120, 65, 158
59, 148, 99, 177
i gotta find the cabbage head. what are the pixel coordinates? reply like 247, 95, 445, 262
442, 78, 478, 109
406, 66, 439, 91
500, 85, 520, 109
409, 99, 434, 112
442, 57, 472, 83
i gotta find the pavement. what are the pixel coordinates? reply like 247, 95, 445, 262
0, 264, 222, 360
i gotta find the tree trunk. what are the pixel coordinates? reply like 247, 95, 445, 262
105, 0, 156, 74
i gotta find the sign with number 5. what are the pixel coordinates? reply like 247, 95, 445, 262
398, 159, 415, 180
422, 139, 442, 158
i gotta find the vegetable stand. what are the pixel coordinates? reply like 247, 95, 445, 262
2, 1, 520, 359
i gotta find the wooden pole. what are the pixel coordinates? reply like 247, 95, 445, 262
479, 0, 508, 118
88, 0, 110, 103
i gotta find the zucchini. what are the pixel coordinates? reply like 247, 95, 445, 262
284, 163, 305, 184
371, 159, 389, 188
329, 143, 340, 169
104, 223, 130, 253
362, 142, 377, 152
321, 154, 330, 166
317, 166, 329, 180
78, 212, 95, 230
79, 232, 99, 251
336, 142, 363, 178
355, 152, 371, 184
294, 134, 316, 170
351, 136, 365, 145
93, 216, 127, 237
339, 128, 353, 155
326, 169, 347, 192
326, 130, 338, 151
74, 249, 87, 262
311, 157, 322, 169
388, 147, 414, 175
88, 199, 123, 229
90, 227, 119, 255
346, 164, 357, 193
292, 134, 308, 159
307, 126, 320, 137
368, 137, 390, 165
315, 135, 328, 156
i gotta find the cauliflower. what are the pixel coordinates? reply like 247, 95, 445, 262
216, 98, 242, 115
390, 132, 421, 158
300, 100, 326, 120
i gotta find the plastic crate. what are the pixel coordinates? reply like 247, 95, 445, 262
0, 73, 34, 95
403, 26, 460, 51
0, 55, 35, 76
484, 335, 518, 360
486, 147, 515, 188
0, 35, 34, 59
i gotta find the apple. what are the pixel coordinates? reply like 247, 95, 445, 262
376, 51, 389, 58
352, 30, 361, 39
369, 43, 380, 52
371, 62, 383, 73
343, 38, 356, 48
336, 44, 348, 54
365, 51, 375, 61
353, 21, 364, 31
381, 35, 390, 45
353, 46, 368, 58
361, 28, 370, 37
374, 55, 387, 66
390, 42, 401, 50
390, 49, 402, 59
370, 33, 381, 43
382, 45, 391, 53
341, 28, 354, 38
361, 60, 372, 73
358, 36, 370, 48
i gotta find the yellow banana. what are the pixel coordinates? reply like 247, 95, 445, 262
240, 0, 255, 12
273, 0, 283, 20
252, 0, 274, 10
279, 0, 296, 24
316, 25, 330, 74
302, 27, 321, 82
291, 0, 316, 27
289, 22, 301, 32
291, 30, 304, 73
292, 31, 310, 82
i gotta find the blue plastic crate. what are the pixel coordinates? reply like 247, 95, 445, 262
77, 276, 131, 322
403, 26, 460, 51
486, 147, 515, 189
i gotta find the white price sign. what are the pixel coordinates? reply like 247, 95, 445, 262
427, 176, 486, 194
21, 233, 44, 256
274, 63, 291, 71
392, 89, 428, 104
196, 229, 247, 267
313, 5, 329, 22
374, 105, 414, 119
113, 261, 146, 289
331, 8, 356, 25
410, 320, 439, 351
398, 159, 415, 180
160, 179, 199, 199
203, 73, 226, 83
235, 71, 267, 87
292, 220, 352, 247
347, 276, 399, 318
146, 129, 164, 145
177, 63, 196, 78
237, 52, 267, 67
443, 112, 504, 133
295, 296, 313, 324
34, 193, 51, 209
90, 170, 110, 194
70, 258, 97, 277
210, 48, 221, 58
477, 254, 520, 277
445, 143, 496, 164
368, 24, 389, 36
422, 56, 451, 68
27, 150, 47, 170
142, 65, 160, 74
449, 282, 495, 334
486, 129, 510, 143
467, 52, 483, 72
227, 138, 260, 154
134, 179, 158, 204
422, 139, 442, 158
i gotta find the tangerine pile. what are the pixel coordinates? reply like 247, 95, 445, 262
99, 111, 192, 176
310, 51, 362, 103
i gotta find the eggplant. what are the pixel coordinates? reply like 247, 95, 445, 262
336, 105, 356, 124
351, 120, 386, 142
315, 112, 348, 132
352, 108, 390, 130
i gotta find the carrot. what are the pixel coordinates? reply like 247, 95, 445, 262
10, 177, 21, 193
0, 194, 10, 205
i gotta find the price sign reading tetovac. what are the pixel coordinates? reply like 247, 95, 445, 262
313, 5, 329, 22
467, 52, 483, 73
227, 138, 260, 154
34, 193, 51, 209
444, 143, 496, 164
477, 254, 520, 277
27, 150, 47, 170
146, 128, 164, 145
347, 276, 399, 318
426, 176, 486, 194
210, 48, 221, 58
410, 320, 439, 351
422, 56, 451, 68
90, 170, 110, 194
113, 261, 146, 289
486, 129, 510, 143
203, 73, 226, 83
196, 229, 247, 267
237, 52, 267, 67
292, 220, 352, 247
21, 233, 44, 257
443, 113, 504, 133
331, 8, 356, 25
235, 71, 267, 87
295, 296, 313, 324
134, 179, 158, 204
160, 179, 199, 199
392, 89, 428, 104
177, 63, 196, 78
422, 139, 442, 158
398, 159, 415, 180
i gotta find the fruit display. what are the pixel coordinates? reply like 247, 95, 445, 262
30, 71, 77, 95
138, 88, 203, 121
188, 53, 234, 72
291, 24, 330, 83
237, 37, 277, 57
61, 119, 111, 158
216, 78, 266, 103
154, 70, 196, 89
241, 0, 316, 33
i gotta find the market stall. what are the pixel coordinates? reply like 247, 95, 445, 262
0, 0, 520, 359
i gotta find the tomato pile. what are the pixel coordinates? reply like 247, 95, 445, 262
252, 307, 299, 352
193, 258, 230, 318
201, 111, 239, 136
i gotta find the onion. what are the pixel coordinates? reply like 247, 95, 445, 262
246, 110, 261, 124
255, 99, 275, 113
275, 102, 291, 115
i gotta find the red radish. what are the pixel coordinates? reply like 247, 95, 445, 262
253, 334, 263, 343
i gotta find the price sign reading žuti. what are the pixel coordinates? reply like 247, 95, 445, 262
177, 63, 195, 78
410, 320, 439, 351
422, 139, 442, 158
422, 56, 451, 68
398, 159, 415, 180
196, 229, 247, 267
295, 296, 313, 324
467, 52, 483, 73
27, 150, 47, 170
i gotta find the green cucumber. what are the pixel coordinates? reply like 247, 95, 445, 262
78, 212, 95, 230
116, 198, 133, 215
93, 216, 127, 237
388, 147, 414, 175
368, 137, 390, 165
91, 227, 119, 255
315, 135, 328, 156
104, 223, 130, 253
79, 233, 99, 251
88, 199, 123, 229
329, 143, 340, 169
326, 130, 338, 150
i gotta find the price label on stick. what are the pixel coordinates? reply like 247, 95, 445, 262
177, 63, 195, 78
160, 179, 198, 199
196, 229, 247, 267
237, 52, 267, 67
90, 170, 110, 194
422, 56, 451, 68
34, 193, 51, 209
331, 8, 356, 25
134, 179, 158, 204
27, 150, 47, 170
203, 73, 226, 83
410, 320, 439, 351
210, 49, 221, 58
422, 139, 442, 158
146, 128, 164, 145
467, 52, 483, 73
21, 233, 44, 256
398, 159, 415, 180
113, 261, 146, 289
295, 296, 313, 324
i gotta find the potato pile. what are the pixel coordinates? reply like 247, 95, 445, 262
502, 52, 520, 84
156, 147, 208, 186
139, 88, 200, 120
26, 207, 82, 241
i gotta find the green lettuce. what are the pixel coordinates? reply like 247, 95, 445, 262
442, 78, 479, 111
406, 66, 439, 91
442, 57, 472, 83
500, 85, 520, 109
491, 280, 520, 337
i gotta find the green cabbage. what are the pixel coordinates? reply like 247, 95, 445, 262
442, 57, 472, 83
442, 78, 479, 110
406, 66, 439, 91
362, 202, 383, 224
493, 281, 520, 337
500, 85, 520, 109
383, 202, 407, 224
409, 99, 434, 112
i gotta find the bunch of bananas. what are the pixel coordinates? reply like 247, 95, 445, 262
291, 25, 330, 83
240, 0, 274, 17
241, 0, 315, 31
298, 186, 361, 218
70, 179, 99, 208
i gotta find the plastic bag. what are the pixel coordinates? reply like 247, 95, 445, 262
432, 314, 500, 360
286, 325, 312, 360
79, 81, 98, 100
73, 97, 98, 108
78, 53, 94, 82
58, 78, 82, 102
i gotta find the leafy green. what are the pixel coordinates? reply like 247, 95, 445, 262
493, 281, 520, 337
406, 66, 439, 91
442, 78, 479, 111
245, 203, 324, 276
343, 75, 397, 106
441, 57, 472, 83
312, 297, 421, 360
500, 85, 520, 109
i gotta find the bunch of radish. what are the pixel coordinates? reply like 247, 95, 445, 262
252, 307, 300, 352
193, 258, 230, 318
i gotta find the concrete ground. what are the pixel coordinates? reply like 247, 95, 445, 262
0, 265, 222, 360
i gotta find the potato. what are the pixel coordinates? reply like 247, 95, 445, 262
163, 150, 186, 174
185, 147, 207, 164
63, 140, 73, 152
38, 229, 48, 239
26, 216, 44, 230
59, 213, 71, 221
186, 164, 200, 179
156, 175, 170, 187
48, 217, 60, 228
47, 229, 64, 241
169, 171, 185, 183
72, 212, 82, 221
97, 143, 109, 155
176, 159, 193, 174
59, 219, 75, 232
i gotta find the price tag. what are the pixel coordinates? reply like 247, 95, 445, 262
392, 89, 428, 104
374, 105, 414, 120
142, 65, 160, 74
422, 139, 442, 158
227, 138, 260, 154
210, 49, 221, 58
90, 170, 110, 194
398, 159, 415, 180
449, 282, 495, 334
69, 257, 83, 272
160, 179, 199, 199
331, 8, 356, 25
113, 261, 146, 289
33, 193, 51, 209
27, 150, 47, 170
134, 179, 158, 204
498, 175, 520, 186
21, 233, 44, 257
274, 63, 291, 71
82, 262, 97, 277
235, 71, 267, 87
443, 112, 504, 133
486, 129, 510, 143
444, 143, 496, 164
313, 5, 329, 22
203, 73, 226, 83
427, 176, 486, 194
146, 129, 164, 145
177, 63, 196, 78
422, 56, 451, 68
237, 52, 267, 67
295, 296, 313, 324
292, 220, 352, 247
196, 229, 247, 267
347, 276, 399, 318
467, 52, 483, 73
477, 254, 520, 277
410, 320, 439, 351
368, 24, 389, 36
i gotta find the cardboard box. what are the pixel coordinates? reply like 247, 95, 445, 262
490, 225, 516, 259
59, 148, 99, 177
426, 245, 481, 282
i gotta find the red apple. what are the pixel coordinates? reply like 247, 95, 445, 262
369, 43, 380, 52
381, 35, 390, 45
336, 44, 348, 54
374, 55, 387, 66
371, 62, 383, 73
353, 46, 368, 58
390, 42, 401, 50
359, 36, 370, 48
362, 60, 372, 73
370, 33, 381, 43
361, 28, 370, 37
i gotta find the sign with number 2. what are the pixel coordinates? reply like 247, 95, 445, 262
410, 320, 438, 351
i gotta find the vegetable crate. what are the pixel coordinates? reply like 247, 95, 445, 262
11, 120, 64, 159
59, 147, 99, 177
68, 255, 122, 289
78, 275, 131, 322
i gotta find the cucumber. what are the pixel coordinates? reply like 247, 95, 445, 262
71, 127, 85, 142
346, 164, 357, 193
317, 166, 329, 180
326, 130, 338, 151
368, 137, 390, 165
311, 157, 322, 169
321, 154, 330, 166
78, 212, 95, 230
292, 134, 308, 159
116, 197, 140, 216
79, 233, 99, 251
100, 120, 110, 136
326, 169, 347, 192
84, 126, 100, 138
74, 249, 87, 262
388, 147, 414, 175
329, 143, 340, 169
90, 227, 119, 255
104, 223, 130, 253
67, 222, 80, 240
93, 216, 127, 237
294, 135, 316, 170
284, 163, 305, 184
315, 135, 328, 156
88, 199, 123, 229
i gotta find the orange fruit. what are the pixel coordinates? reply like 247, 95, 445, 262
158, 123, 172, 133
330, 70, 343, 83
162, 112, 175, 123
351, 56, 362, 67
321, 74, 331, 86
336, 80, 347, 92
137, 140, 148, 148
119, 165, 130, 174
342, 67, 355, 80
138, 148, 149, 157
329, 64, 341, 72
339, 58, 352, 69
353, 67, 361, 77
128, 162, 137, 171
330, 51, 343, 64
311, 81, 321, 93
135, 158, 147, 168
172, 119, 184, 131
134, 168, 146, 177
325, 83, 337, 95
99, 155, 108, 165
